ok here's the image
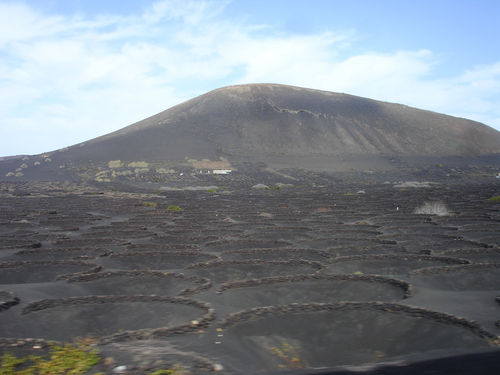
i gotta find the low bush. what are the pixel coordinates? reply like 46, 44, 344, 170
487, 196, 500, 202
413, 201, 453, 216
167, 205, 183, 211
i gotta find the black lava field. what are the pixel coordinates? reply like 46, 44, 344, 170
1, 180, 499, 374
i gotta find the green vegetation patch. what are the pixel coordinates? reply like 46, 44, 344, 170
0, 342, 101, 375
148, 366, 185, 375
487, 196, 500, 202
108, 160, 124, 168
167, 205, 183, 211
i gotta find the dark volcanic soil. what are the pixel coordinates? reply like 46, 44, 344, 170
0, 178, 499, 374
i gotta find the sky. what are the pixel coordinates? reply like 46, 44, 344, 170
1, 0, 499, 157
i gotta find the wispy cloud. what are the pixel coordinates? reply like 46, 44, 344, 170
0, 0, 499, 156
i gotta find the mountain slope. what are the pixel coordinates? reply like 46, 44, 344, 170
2, 83, 500, 181
68, 83, 500, 160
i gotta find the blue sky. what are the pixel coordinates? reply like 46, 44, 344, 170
1, 0, 499, 156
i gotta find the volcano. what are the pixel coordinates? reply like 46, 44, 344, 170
2, 83, 500, 181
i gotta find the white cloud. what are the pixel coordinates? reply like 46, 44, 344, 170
144, 0, 230, 25
0, 0, 499, 156
228, 32, 348, 84
0, 3, 64, 45
327, 50, 434, 91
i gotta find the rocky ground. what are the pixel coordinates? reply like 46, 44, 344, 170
0, 174, 499, 374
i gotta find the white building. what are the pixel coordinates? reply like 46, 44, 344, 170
212, 169, 232, 174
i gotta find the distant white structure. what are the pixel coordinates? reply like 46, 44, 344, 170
195, 169, 232, 174
212, 169, 232, 174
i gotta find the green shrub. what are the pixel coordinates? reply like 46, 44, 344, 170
207, 189, 217, 193
167, 205, 183, 211
487, 196, 500, 202
142, 202, 157, 207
